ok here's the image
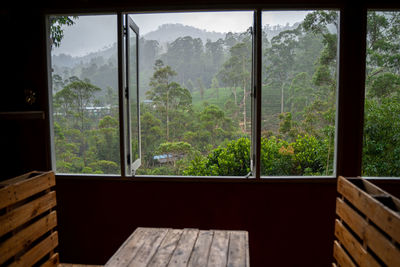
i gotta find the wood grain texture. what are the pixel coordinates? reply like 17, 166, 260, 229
127, 228, 169, 267
338, 176, 400, 244
168, 228, 199, 267
105, 227, 148, 267
0, 211, 57, 265
337, 197, 400, 266
207, 230, 230, 267
0, 171, 55, 210
334, 219, 379, 267
42, 253, 60, 267
333, 240, 356, 267
106, 228, 249, 267
147, 229, 182, 267
0, 191, 57, 236
335, 177, 400, 267
187, 230, 213, 267
227, 231, 248, 267
10, 231, 58, 267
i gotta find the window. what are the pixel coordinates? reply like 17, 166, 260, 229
49, 15, 121, 174
48, 10, 339, 177
261, 10, 339, 176
362, 10, 400, 177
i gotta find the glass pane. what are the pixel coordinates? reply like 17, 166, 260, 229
362, 11, 400, 177
50, 15, 120, 174
261, 10, 339, 176
129, 11, 253, 176
128, 25, 140, 169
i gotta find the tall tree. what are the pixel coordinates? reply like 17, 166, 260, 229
146, 60, 192, 141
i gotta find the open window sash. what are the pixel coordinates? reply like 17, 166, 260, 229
124, 15, 141, 175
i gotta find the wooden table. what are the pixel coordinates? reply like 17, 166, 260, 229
105, 227, 249, 267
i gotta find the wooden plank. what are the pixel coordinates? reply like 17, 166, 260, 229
105, 227, 149, 267
127, 228, 169, 267
227, 231, 247, 267
168, 228, 199, 267
147, 229, 183, 267
334, 219, 380, 267
10, 231, 58, 267
0, 171, 55, 210
338, 176, 400, 244
245, 230, 250, 267
187, 230, 214, 267
0, 191, 57, 237
59, 264, 103, 267
333, 240, 356, 267
0, 171, 39, 186
0, 211, 57, 264
336, 197, 400, 267
41, 253, 59, 267
207, 230, 230, 267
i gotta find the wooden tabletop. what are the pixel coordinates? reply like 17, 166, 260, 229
105, 227, 249, 267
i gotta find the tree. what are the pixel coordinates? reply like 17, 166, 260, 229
264, 28, 300, 114
146, 60, 192, 141
50, 16, 78, 47
60, 78, 101, 131
218, 31, 252, 132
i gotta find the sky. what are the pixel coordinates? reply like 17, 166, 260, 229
52, 11, 310, 57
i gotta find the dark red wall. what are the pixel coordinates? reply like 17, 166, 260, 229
55, 178, 338, 266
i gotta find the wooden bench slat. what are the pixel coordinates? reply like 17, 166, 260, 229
333, 240, 356, 267
0, 211, 57, 265
105, 227, 148, 267
127, 228, 169, 267
147, 229, 183, 267
337, 196, 400, 266
167, 228, 199, 267
207, 230, 230, 267
0, 191, 57, 237
227, 231, 248, 267
338, 176, 400, 244
10, 231, 58, 267
0, 171, 55, 210
334, 219, 380, 267
187, 230, 214, 267
41, 252, 60, 267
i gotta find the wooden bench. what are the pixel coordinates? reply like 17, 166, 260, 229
105, 227, 250, 267
0, 171, 102, 267
333, 176, 400, 267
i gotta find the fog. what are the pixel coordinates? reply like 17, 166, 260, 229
52, 11, 310, 57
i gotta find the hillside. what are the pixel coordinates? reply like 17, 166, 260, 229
143, 23, 225, 44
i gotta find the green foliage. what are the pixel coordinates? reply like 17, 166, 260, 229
184, 137, 251, 176
363, 97, 400, 176
50, 16, 78, 47
184, 135, 330, 176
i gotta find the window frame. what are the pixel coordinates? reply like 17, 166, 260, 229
45, 7, 352, 180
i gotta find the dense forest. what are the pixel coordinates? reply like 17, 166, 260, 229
50, 11, 400, 176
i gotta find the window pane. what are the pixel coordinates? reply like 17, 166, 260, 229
50, 15, 120, 174
362, 11, 400, 177
129, 11, 253, 176
128, 24, 141, 170
261, 10, 339, 176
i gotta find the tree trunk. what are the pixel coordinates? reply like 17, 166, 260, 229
281, 83, 284, 113
166, 89, 169, 141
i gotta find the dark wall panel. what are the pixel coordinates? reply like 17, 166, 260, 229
56, 179, 337, 266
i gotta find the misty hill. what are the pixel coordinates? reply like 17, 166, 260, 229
263, 22, 301, 40
143, 23, 225, 44
52, 42, 117, 68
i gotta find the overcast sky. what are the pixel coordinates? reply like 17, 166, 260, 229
52, 11, 310, 57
